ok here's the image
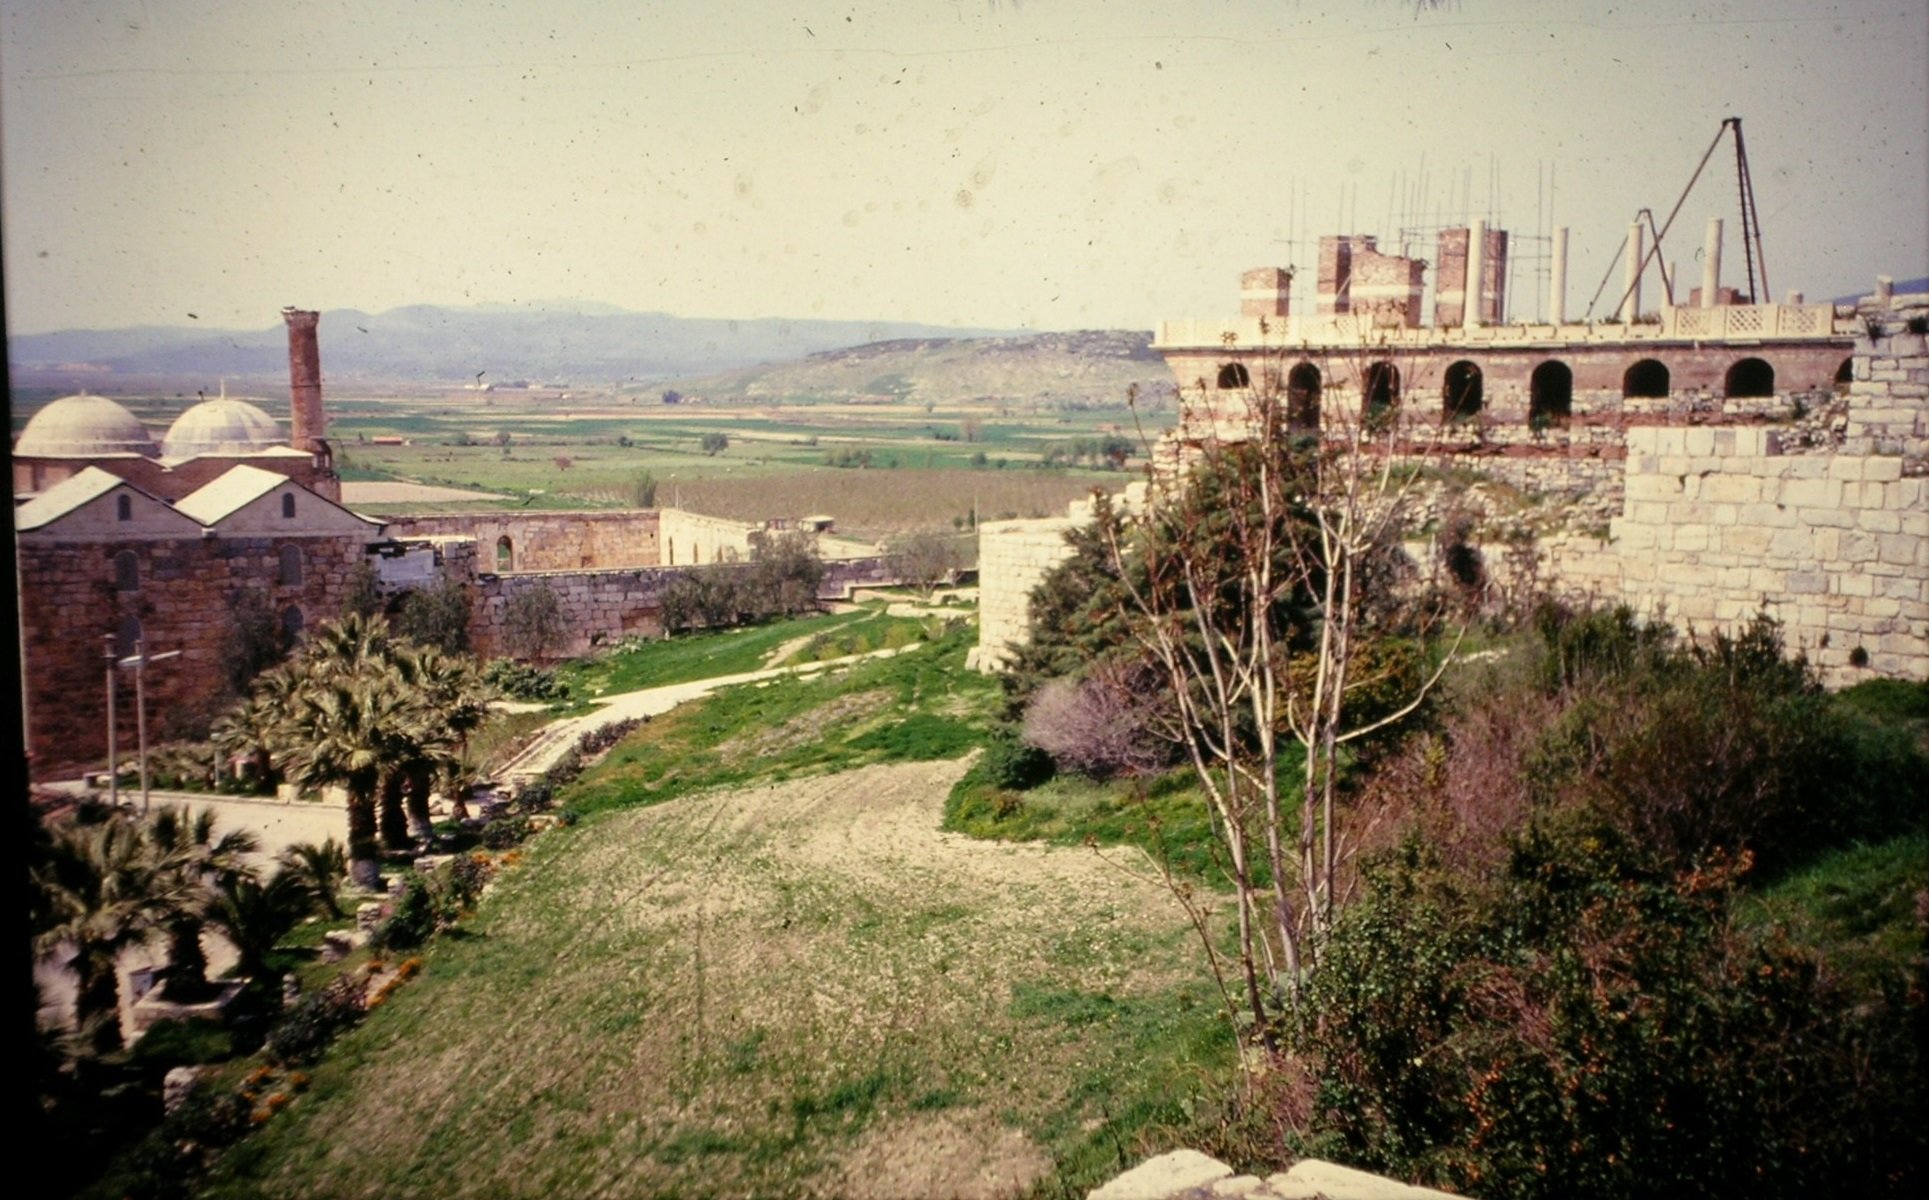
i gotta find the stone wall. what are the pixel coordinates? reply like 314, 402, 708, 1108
971, 514, 1084, 671
1844, 325, 1928, 462
462, 553, 906, 659
17, 533, 374, 777
1603, 425, 1925, 682
659, 507, 761, 566
471, 568, 676, 658
381, 510, 661, 572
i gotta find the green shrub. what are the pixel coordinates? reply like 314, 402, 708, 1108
483, 658, 571, 703
1526, 613, 1925, 876
983, 734, 1055, 791
482, 814, 531, 849
266, 974, 367, 1065
128, 1019, 233, 1076
1289, 830, 1927, 1199
371, 875, 443, 951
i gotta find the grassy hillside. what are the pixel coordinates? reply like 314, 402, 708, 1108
198, 624, 1230, 1200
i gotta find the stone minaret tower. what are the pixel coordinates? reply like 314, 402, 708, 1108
282, 307, 338, 499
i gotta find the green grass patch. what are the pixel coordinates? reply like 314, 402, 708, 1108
1738, 833, 1929, 994
943, 757, 1297, 887
554, 606, 926, 701
561, 619, 997, 816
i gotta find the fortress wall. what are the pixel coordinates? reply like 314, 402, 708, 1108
471, 568, 675, 658
658, 508, 762, 566
467, 553, 906, 659
1602, 425, 1926, 683
973, 515, 1083, 671
1844, 328, 1929, 460
381, 510, 661, 571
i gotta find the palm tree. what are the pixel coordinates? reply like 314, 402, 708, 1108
144, 806, 259, 1000
32, 817, 181, 1055
391, 645, 497, 840
278, 838, 348, 918
205, 869, 314, 979
282, 676, 414, 888
211, 665, 304, 792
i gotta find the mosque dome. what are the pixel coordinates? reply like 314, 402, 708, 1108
13, 393, 159, 458
161, 396, 285, 458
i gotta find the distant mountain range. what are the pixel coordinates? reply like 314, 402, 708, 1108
670, 330, 1169, 409
5, 302, 1042, 387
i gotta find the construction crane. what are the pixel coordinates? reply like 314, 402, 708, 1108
1586, 117, 1769, 319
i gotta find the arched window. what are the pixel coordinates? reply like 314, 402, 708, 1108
1443, 360, 1484, 421
496, 536, 514, 572
1724, 357, 1775, 398
1530, 360, 1573, 426
1287, 363, 1322, 430
114, 550, 140, 592
1622, 359, 1670, 399
281, 492, 297, 519
281, 605, 305, 641
116, 494, 133, 521
1362, 361, 1401, 417
278, 543, 303, 586
1217, 362, 1251, 390
116, 616, 142, 657
1834, 356, 1854, 388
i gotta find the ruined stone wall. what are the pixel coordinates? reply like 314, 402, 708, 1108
973, 515, 1083, 671
381, 510, 661, 571
1603, 426, 1925, 682
17, 534, 373, 778
1844, 325, 1928, 462
471, 569, 674, 658
658, 508, 761, 566
467, 552, 906, 658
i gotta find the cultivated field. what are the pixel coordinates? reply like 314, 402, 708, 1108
206, 758, 1218, 1199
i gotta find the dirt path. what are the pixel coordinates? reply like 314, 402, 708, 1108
234, 758, 1204, 1199
496, 642, 924, 784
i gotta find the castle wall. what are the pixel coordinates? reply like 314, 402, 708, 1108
1844, 328, 1928, 459
17, 533, 374, 778
659, 507, 762, 565
972, 515, 1084, 671
466, 552, 905, 658
1603, 426, 1924, 682
381, 510, 662, 571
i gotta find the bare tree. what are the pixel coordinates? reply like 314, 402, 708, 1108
1108, 316, 1460, 1040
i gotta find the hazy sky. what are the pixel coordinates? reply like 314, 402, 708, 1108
3, 0, 1923, 335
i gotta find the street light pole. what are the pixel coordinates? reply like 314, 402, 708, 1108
104, 634, 119, 808
134, 638, 150, 815
118, 642, 183, 816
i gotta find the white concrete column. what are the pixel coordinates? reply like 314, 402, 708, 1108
1701, 217, 1723, 308
1621, 220, 1644, 322
1464, 218, 1486, 329
1549, 226, 1568, 325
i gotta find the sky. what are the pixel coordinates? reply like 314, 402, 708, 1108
2, 0, 1924, 336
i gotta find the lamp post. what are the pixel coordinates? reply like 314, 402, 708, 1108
104, 634, 119, 807
119, 640, 182, 815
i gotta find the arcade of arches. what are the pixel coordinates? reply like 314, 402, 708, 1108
1197, 342, 1843, 430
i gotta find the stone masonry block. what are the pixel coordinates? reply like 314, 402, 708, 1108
1700, 475, 1762, 504
1738, 502, 1797, 529
1798, 506, 1853, 529
1778, 478, 1840, 508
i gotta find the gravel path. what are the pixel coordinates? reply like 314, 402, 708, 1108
495, 642, 925, 784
